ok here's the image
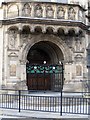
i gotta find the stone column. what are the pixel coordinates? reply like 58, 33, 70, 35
63, 62, 74, 91
19, 2, 23, 17
75, 7, 79, 21
0, 27, 3, 88
54, 5, 57, 19
65, 7, 68, 20
87, 49, 90, 92
31, 3, 34, 18
3, 30, 8, 87
19, 61, 27, 91
87, 48, 90, 115
43, 4, 46, 18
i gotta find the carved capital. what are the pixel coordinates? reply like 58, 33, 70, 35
20, 60, 26, 65
64, 29, 69, 35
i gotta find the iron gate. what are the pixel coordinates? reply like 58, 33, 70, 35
26, 64, 64, 91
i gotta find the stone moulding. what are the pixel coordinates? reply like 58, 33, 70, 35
2, 1, 86, 23
1, 18, 88, 32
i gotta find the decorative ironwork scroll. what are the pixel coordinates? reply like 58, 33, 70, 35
26, 64, 62, 74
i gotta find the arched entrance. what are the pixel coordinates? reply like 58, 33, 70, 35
26, 41, 64, 91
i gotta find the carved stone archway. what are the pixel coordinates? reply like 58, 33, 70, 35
19, 34, 72, 63
18, 34, 72, 90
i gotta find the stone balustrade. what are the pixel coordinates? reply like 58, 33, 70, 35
5, 2, 86, 23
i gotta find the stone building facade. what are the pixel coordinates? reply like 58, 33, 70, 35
0, 0, 89, 92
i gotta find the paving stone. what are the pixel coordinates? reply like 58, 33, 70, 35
1, 118, 89, 120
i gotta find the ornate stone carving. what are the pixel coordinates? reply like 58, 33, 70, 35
76, 65, 82, 76
8, 29, 17, 49
75, 54, 83, 62
68, 7, 76, 20
64, 36, 73, 48
10, 64, 16, 76
8, 52, 18, 57
34, 4, 42, 17
75, 39, 81, 51
21, 33, 30, 44
46, 5, 54, 18
8, 4, 19, 18
57, 7, 65, 19
22, 3, 31, 17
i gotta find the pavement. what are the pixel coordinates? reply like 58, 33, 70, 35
0, 91, 89, 119
0, 108, 89, 120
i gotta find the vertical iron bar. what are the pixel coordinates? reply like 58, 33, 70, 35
60, 89, 62, 116
19, 90, 21, 112
60, 62, 63, 116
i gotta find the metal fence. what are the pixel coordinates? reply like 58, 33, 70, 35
0, 89, 90, 115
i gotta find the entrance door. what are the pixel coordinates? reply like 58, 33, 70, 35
27, 73, 51, 90
26, 64, 63, 91
27, 47, 51, 91
26, 41, 64, 91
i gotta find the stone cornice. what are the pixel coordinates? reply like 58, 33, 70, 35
1, 18, 88, 31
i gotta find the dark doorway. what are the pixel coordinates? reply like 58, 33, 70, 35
26, 41, 64, 91
27, 42, 51, 90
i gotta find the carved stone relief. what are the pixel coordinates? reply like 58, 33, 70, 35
76, 65, 82, 76
46, 5, 54, 18
8, 4, 19, 18
22, 3, 31, 17
21, 33, 29, 42
64, 36, 73, 48
21, 30, 31, 44
57, 7, 65, 19
10, 64, 16, 76
8, 29, 18, 49
75, 39, 81, 52
8, 52, 18, 57
75, 54, 83, 62
34, 4, 43, 17
68, 7, 76, 20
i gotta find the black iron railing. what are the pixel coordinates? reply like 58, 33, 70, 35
0, 90, 90, 115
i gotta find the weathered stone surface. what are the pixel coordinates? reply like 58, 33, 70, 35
1, 118, 89, 120
0, 0, 88, 92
